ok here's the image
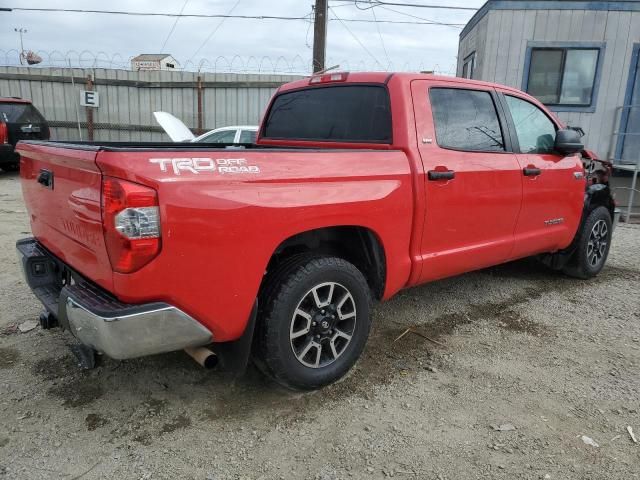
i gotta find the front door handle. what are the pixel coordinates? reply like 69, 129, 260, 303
428, 170, 455, 181
523, 167, 542, 177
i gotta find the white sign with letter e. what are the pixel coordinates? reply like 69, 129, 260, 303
80, 90, 99, 108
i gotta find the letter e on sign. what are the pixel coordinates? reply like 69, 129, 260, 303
80, 90, 99, 108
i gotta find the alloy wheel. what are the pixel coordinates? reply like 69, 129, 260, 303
587, 219, 608, 267
289, 282, 357, 368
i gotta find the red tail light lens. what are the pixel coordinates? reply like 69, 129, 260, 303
102, 177, 161, 273
0, 122, 8, 144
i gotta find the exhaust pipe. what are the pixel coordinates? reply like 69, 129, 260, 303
185, 346, 218, 369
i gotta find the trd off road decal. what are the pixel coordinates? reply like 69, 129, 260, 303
149, 157, 260, 175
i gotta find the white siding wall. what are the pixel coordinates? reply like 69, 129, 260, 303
458, 8, 640, 159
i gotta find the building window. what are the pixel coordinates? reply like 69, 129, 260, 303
462, 52, 476, 79
526, 48, 600, 107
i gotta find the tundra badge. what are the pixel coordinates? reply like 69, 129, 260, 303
544, 217, 565, 226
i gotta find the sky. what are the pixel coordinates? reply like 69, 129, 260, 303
0, 0, 486, 75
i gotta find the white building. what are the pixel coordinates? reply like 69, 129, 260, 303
131, 54, 179, 72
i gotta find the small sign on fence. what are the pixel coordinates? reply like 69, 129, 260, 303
80, 90, 99, 108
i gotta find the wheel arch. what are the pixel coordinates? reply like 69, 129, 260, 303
585, 183, 615, 218
261, 225, 387, 301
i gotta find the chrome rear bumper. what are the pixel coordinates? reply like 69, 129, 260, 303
16, 237, 212, 359
63, 295, 212, 359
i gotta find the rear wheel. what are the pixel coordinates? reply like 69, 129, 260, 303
256, 256, 371, 390
563, 206, 612, 279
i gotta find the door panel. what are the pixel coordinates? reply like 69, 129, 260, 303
502, 94, 585, 258
411, 81, 523, 283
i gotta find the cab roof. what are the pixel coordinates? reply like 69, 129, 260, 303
277, 72, 523, 95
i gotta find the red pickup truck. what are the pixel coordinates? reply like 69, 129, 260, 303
16, 72, 615, 390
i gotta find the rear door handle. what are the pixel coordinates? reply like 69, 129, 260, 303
428, 170, 455, 181
523, 167, 542, 177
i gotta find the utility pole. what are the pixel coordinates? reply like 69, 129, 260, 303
312, 0, 328, 73
14, 28, 27, 65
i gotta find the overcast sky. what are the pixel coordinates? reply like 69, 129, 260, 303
1, 0, 485, 75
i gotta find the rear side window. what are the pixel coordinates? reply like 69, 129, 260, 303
505, 95, 557, 154
429, 88, 505, 152
263, 85, 392, 143
0, 103, 45, 124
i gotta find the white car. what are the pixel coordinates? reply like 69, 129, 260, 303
153, 111, 258, 144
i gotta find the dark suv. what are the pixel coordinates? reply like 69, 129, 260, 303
0, 98, 49, 170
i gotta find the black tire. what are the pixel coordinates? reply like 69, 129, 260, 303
562, 206, 612, 279
255, 256, 372, 390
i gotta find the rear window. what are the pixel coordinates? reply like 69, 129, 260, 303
0, 103, 45, 124
263, 85, 392, 143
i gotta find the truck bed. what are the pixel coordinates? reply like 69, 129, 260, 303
16, 139, 415, 342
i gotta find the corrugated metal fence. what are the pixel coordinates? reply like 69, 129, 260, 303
0, 66, 303, 142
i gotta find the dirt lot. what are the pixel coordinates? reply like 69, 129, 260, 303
0, 170, 638, 480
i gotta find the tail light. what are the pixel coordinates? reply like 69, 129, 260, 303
0, 122, 8, 144
102, 177, 161, 273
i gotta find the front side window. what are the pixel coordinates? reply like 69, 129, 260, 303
429, 88, 505, 152
505, 95, 557, 154
527, 48, 599, 106
263, 85, 391, 143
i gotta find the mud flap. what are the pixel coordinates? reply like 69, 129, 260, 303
213, 300, 257, 375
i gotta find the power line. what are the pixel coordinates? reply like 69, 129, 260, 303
7, 6, 466, 27
351, 0, 465, 27
332, 0, 477, 11
338, 17, 464, 26
328, 6, 382, 68
187, 0, 242, 64
7, 7, 308, 20
370, 7, 390, 68
160, 0, 190, 53
378, 4, 462, 28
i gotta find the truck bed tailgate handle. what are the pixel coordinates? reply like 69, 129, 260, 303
428, 170, 455, 181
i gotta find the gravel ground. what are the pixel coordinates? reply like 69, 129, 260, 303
0, 169, 639, 480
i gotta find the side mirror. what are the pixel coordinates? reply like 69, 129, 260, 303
554, 129, 584, 155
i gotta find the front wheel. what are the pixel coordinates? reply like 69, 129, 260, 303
563, 206, 612, 279
255, 256, 372, 390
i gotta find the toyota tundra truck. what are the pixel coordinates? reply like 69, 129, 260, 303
15, 72, 615, 390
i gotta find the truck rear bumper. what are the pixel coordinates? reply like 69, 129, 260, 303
16, 237, 213, 359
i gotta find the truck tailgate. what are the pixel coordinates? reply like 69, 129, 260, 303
17, 142, 113, 290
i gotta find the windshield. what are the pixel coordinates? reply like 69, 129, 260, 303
263, 85, 392, 143
0, 103, 45, 124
